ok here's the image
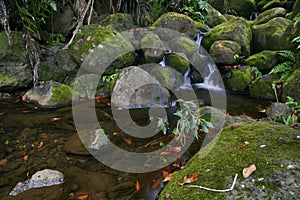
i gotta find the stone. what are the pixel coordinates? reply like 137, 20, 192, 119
202, 17, 252, 56
54, 49, 78, 72
266, 102, 292, 118
63, 134, 90, 155
253, 7, 286, 25
23, 81, 74, 108
210, 40, 241, 65
244, 50, 279, 71
282, 68, 300, 101
249, 74, 278, 100
141, 32, 165, 63
252, 17, 291, 53
100, 13, 135, 32
225, 66, 253, 92
152, 12, 197, 39
9, 169, 64, 196
202, 2, 227, 27
38, 61, 66, 83
169, 36, 198, 59
165, 52, 190, 75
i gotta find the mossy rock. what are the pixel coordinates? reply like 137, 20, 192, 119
100, 13, 135, 32
244, 50, 279, 71
290, 0, 300, 18
38, 61, 66, 83
152, 12, 197, 39
202, 18, 252, 56
193, 21, 210, 32
50, 84, 73, 101
252, 17, 291, 53
0, 31, 28, 62
226, 66, 252, 92
210, 40, 241, 65
249, 74, 278, 100
282, 68, 300, 101
278, 17, 300, 51
209, 0, 257, 18
253, 7, 286, 25
169, 36, 198, 59
159, 121, 300, 199
165, 52, 190, 75
202, 2, 227, 27
141, 33, 164, 63
70, 24, 134, 74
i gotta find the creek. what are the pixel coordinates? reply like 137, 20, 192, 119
0, 87, 270, 200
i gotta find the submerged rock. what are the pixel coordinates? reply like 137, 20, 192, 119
9, 169, 64, 196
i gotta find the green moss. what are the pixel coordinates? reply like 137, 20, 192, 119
50, 84, 73, 101
165, 53, 190, 75
159, 121, 299, 199
226, 66, 252, 92
244, 50, 279, 70
282, 68, 300, 101
249, 75, 276, 100
0, 73, 16, 85
169, 37, 198, 59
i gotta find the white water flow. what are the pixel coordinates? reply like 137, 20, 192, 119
159, 56, 166, 67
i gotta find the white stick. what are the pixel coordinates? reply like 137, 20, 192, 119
186, 173, 238, 192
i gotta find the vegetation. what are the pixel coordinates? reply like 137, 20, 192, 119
156, 99, 213, 145
282, 96, 300, 126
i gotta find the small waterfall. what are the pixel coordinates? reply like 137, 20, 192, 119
196, 31, 205, 53
249, 12, 259, 21
159, 56, 166, 67
183, 67, 191, 86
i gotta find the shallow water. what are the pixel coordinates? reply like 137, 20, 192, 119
0, 92, 271, 200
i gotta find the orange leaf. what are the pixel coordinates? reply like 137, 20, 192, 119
123, 138, 132, 145
217, 43, 223, 48
107, 102, 111, 106
36, 141, 44, 149
53, 139, 62, 144
171, 146, 181, 153
152, 179, 161, 189
162, 173, 172, 182
0, 158, 7, 166
135, 180, 141, 191
243, 164, 256, 178
160, 151, 171, 156
77, 194, 89, 200
86, 35, 92, 41
23, 155, 28, 162
179, 172, 197, 185
162, 170, 169, 178
51, 117, 61, 121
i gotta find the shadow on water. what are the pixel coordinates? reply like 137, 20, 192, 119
0, 93, 271, 200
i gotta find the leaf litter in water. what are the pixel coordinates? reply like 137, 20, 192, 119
179, 172, 198, 185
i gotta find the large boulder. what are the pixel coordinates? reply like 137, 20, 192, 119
244, 50, 279, 71
225, 66, 252, 92
70, 25, 135, 74
159, 121, 300, 199
169, 36, 198, 59
209, 0, 257, 19
152, 12, 197, 39
249, 74, 278, 100
210, 40, 241, 65
141, 32, 165, 63
165, 52, 190, 75
0, 31, 33, 91
202, 17, 252, 56
38, 61, 66, 83
100, 13, 135, 32
202, 2, 227, 27
252, 17, 292, 53
282, 68, 300, 101
253, 7, 287, 25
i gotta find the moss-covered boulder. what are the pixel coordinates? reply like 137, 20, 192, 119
23, 81, 74, 108
159, 121, 300, 199
278, 17, 300, 51
38, 61, 66, 83
165, 52, 190, 75
208, 0, 257, 18
202, 2, 227, 27
244, 50, 279, 71
252, 17, 291, 53
100, 13, 135, 32
257, 0, 293, 11
290, 0, 300, 18
253, 7, 286, 25
225, 66, 252, 92
282, 68, 300, 101
169, 36, 198, 59
249, 74, 278, 100
141, 33, 165, 63
193, 21, 210, 32
70, 25, 134, 74
202, 18, 252, 56
152, 12, 197, 39
210, 40, 241, 65
266, 102, 292, 118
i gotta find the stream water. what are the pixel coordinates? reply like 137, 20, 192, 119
0, 88, 271, 200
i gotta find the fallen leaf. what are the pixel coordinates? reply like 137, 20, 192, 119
171, 146, 182, 153
162, 170, 169, 178
23, 155, 28, 162
77, 194, 89, 200
86, 35, 92, 41
135, 180, 141, 191
151, 179, 161, 189
123, 138, 131, 145
258, 109, 266, 113
162, 173, 172, 182
53, 139, 62, 144
243, 164, 256, 178
217, 43, 223, 48
66, 157, 74, 161
39, 133, 47, 138
179, 172, 197, 185
231, 124, 240, 130
106, 102, 111, 106
50, 117, 61, 121
238, 141, 250, 150
0, 159, 7, 166
160, 151, 171, 156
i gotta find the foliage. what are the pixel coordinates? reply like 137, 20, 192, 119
269, 50, 297, 80
251, 66, 262, 78
178, 0, 209, 22
282, 96, 300, 126
156, 99, 213, 145
16, 0, 57, 40
102, 70, 119, 83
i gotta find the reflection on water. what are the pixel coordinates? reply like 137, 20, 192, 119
0, 93, 271, 199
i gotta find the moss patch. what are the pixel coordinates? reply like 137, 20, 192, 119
159, 121, 299, 199
50, 84, 73, 101
226, 66, 252, 92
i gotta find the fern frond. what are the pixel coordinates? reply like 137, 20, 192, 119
278, 50, 297, 63
269, 61, 293, 74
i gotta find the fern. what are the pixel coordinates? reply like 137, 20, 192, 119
278, 50, 297, 63
269, 61, 294, 75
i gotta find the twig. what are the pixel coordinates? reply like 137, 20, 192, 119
186, 173, 238, 192
63, 0, 92, 50
87, 0, 94, 25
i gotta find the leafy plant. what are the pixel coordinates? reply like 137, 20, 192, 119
282, 96, 300, 126
251, 66, 262, 78
156, 99, 213, 146
178, 0, 209, 22
102, 70, 119, 83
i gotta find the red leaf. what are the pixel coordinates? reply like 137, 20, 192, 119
135, 180, 141, 191
179, 172, 198, 185
171, 146, 181, 153
50, 117, 61, 121
151, 179, 161, 189
123, 138, 131, 145
160, 151, 171, 156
